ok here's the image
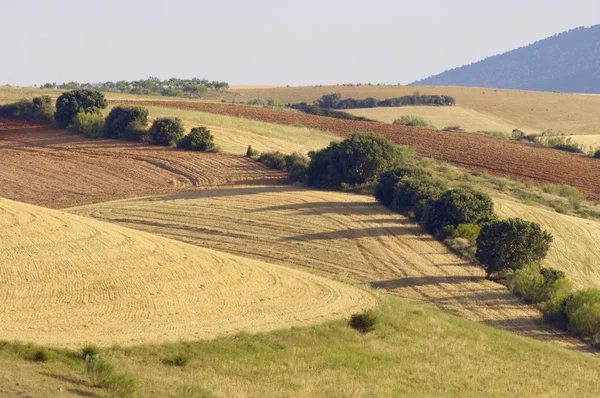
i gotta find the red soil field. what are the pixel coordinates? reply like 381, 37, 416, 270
0, 119, 285, 208
116, 100, 600, 200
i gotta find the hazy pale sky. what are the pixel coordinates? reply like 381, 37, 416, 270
1, 0, 598, 86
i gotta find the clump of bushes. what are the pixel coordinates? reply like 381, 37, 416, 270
508, 264, 571, 304
177, 127, 217, 152
393, 115, 436, 129
374, 166, 430, 207
258, 151, 286, 170
475, 218, 553, 277
31, 349, 49, 362
0, 96, 54, 122
307, 133, 413, 189
258, 151, 310, 183
81, 344, 100, 359
544, 289, 600, 347
161, 353, 189, 367
390, 175, 447, 215
349, 310, 378, 333
85, 354, 136, 398
103, 105, 149, 141
149, 117, 186, 146
54, 89, 107, 128
68, 111, 105, 138
308, 92, 455, 109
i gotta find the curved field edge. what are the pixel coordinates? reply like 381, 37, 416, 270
0, 197, 377, 347
113, 99, 600, 201
2, 297, 600, 398
69, 185, 587, 350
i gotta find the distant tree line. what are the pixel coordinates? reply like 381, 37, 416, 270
289, 92, 455, 110
39, 77, 229, 98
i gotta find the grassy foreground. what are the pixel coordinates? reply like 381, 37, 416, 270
2, 298, 600, 397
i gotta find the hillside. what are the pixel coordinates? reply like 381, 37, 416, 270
412, 25, 600, 93
0, 198, 376, 347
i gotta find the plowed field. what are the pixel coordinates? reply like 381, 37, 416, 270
0, 198, 376, 347
115, 100, 600, 200
70, 185, 587, 350
0, 119, 285, 208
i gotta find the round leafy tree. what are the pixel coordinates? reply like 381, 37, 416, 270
176, 127, 215, 151
390, 175, 447, 214
374, 165, 429, 206
476, 218, 553, 276
103, 106, 149, 140
149, 117, 186, 146
54, 89, 107, 128
422, 187, 495, 232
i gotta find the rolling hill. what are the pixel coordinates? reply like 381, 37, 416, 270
412, 25, 600, 93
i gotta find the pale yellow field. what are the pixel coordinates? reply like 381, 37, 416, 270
70, 185, 584, 349
0, 198, 376, 347
494, 196, 600, 290
567, 134, 600, 150
346, 106, 521, 133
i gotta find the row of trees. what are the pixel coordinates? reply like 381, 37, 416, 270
301, 92, 456, 110
40, 77, 229, 98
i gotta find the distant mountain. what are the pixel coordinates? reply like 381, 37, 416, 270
412, 25, 600, 93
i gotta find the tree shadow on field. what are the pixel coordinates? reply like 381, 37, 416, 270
254, 201, 393, 216
285, 225, 426, 241
124, 185, 305, 203
39, 372, 90, 388
370, 275, 481, 289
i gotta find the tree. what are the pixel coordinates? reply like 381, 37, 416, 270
476, 218, 553, 276
103, 106, 149, 140
314, 93, 342, 108
176, 127, 215, 151
149, 117, 186, 146
374, 166, 430, 206
54, 89, 107, 128
390, 175, 447, 214
422, 187, 495, 232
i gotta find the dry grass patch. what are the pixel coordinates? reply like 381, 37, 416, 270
0, 198, 376, 347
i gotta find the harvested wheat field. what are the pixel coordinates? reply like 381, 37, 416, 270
0, 198, 376, 347
494, 196, 600, 290
70, 185, 587, 349
0, 119, 285, 208
115, 100, 600, 200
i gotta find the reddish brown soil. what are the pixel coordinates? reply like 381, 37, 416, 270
0, 119, 285, 208
116, 100, 600, 200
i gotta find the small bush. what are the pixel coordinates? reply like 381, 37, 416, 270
476, 218, 553, 276
564, 289, 600, 339
161, 353, 189, 367
442, 223, 481, 242
374, 166, 430, 206
508, 264, 571, 304
285, 152, 310, 183
85, 354, 117, 387
177, 127, 216, 151
103, 106, 149, 140
104, 372, 136, 398
393, 115, 436, 129
349, 310, 378, 333
31, 95, 54, 122
82, 344, 100, 359
246, 145, 257, 157
421, 187, 495, 233
68, 112, 104, 138
259, 151, 286, 170
55, 89, 107, 128
149, 117, 186, 146
31, 349, 49, 362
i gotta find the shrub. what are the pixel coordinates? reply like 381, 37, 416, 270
594, 149, 600, 159
85, 354, 117, 387
149, 117, 186, 146
0, 97, 53, 122
390, 175, 447, 214
161, 353, 189, 367
308, 133, 411, 188
563, 289, 600, 339
374, 166, 429, 206
177, 127, 216, 151
31, 95, 54, 121
285, 152, 310, 183
258, 151, 286, 170
31, 349, 49, 362
508, 264, 571, 304
104, 372, 136, 398
349, 310, 378, 333
476, 218, 553, 276
442, 223, 481, 242
82, 344, 100, 359
246, 145, 257, 157
393, 115, 435, 129
103, 106, 149, 140
54, 89, 107, 128
68, 112, 104, 138
422, 187, 495, 233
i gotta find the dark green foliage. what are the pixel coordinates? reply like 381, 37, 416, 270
285, 153, 310, 183
246, 145, 257, 157
103, 106, 149, 141
307, 134, 410, 188
374, 166, 430, 206
161, 87, 184, 97
390, 176, 447, 214
161, 353, 189, 367
149, 117, 186, 146
299, 105, 375, 121
422, 188, 495, 233
258, 151, 286, 170
476, 218, 553, 276
349, 310, 378, 333
82, 344, 100, 359
31, 95, 54, 121
309, 93, 455, 109
594, 149, 600, 159
314, 93, 342, 108
0, 96, 53, 122
31, 349, 49, 362
177, 127, 216, 151
54, 89, 107, 128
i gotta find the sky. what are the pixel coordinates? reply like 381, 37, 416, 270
1, 0, 599, 86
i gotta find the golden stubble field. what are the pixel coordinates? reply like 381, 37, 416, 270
0, 198, 376, 347
70, 186, 587, 349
